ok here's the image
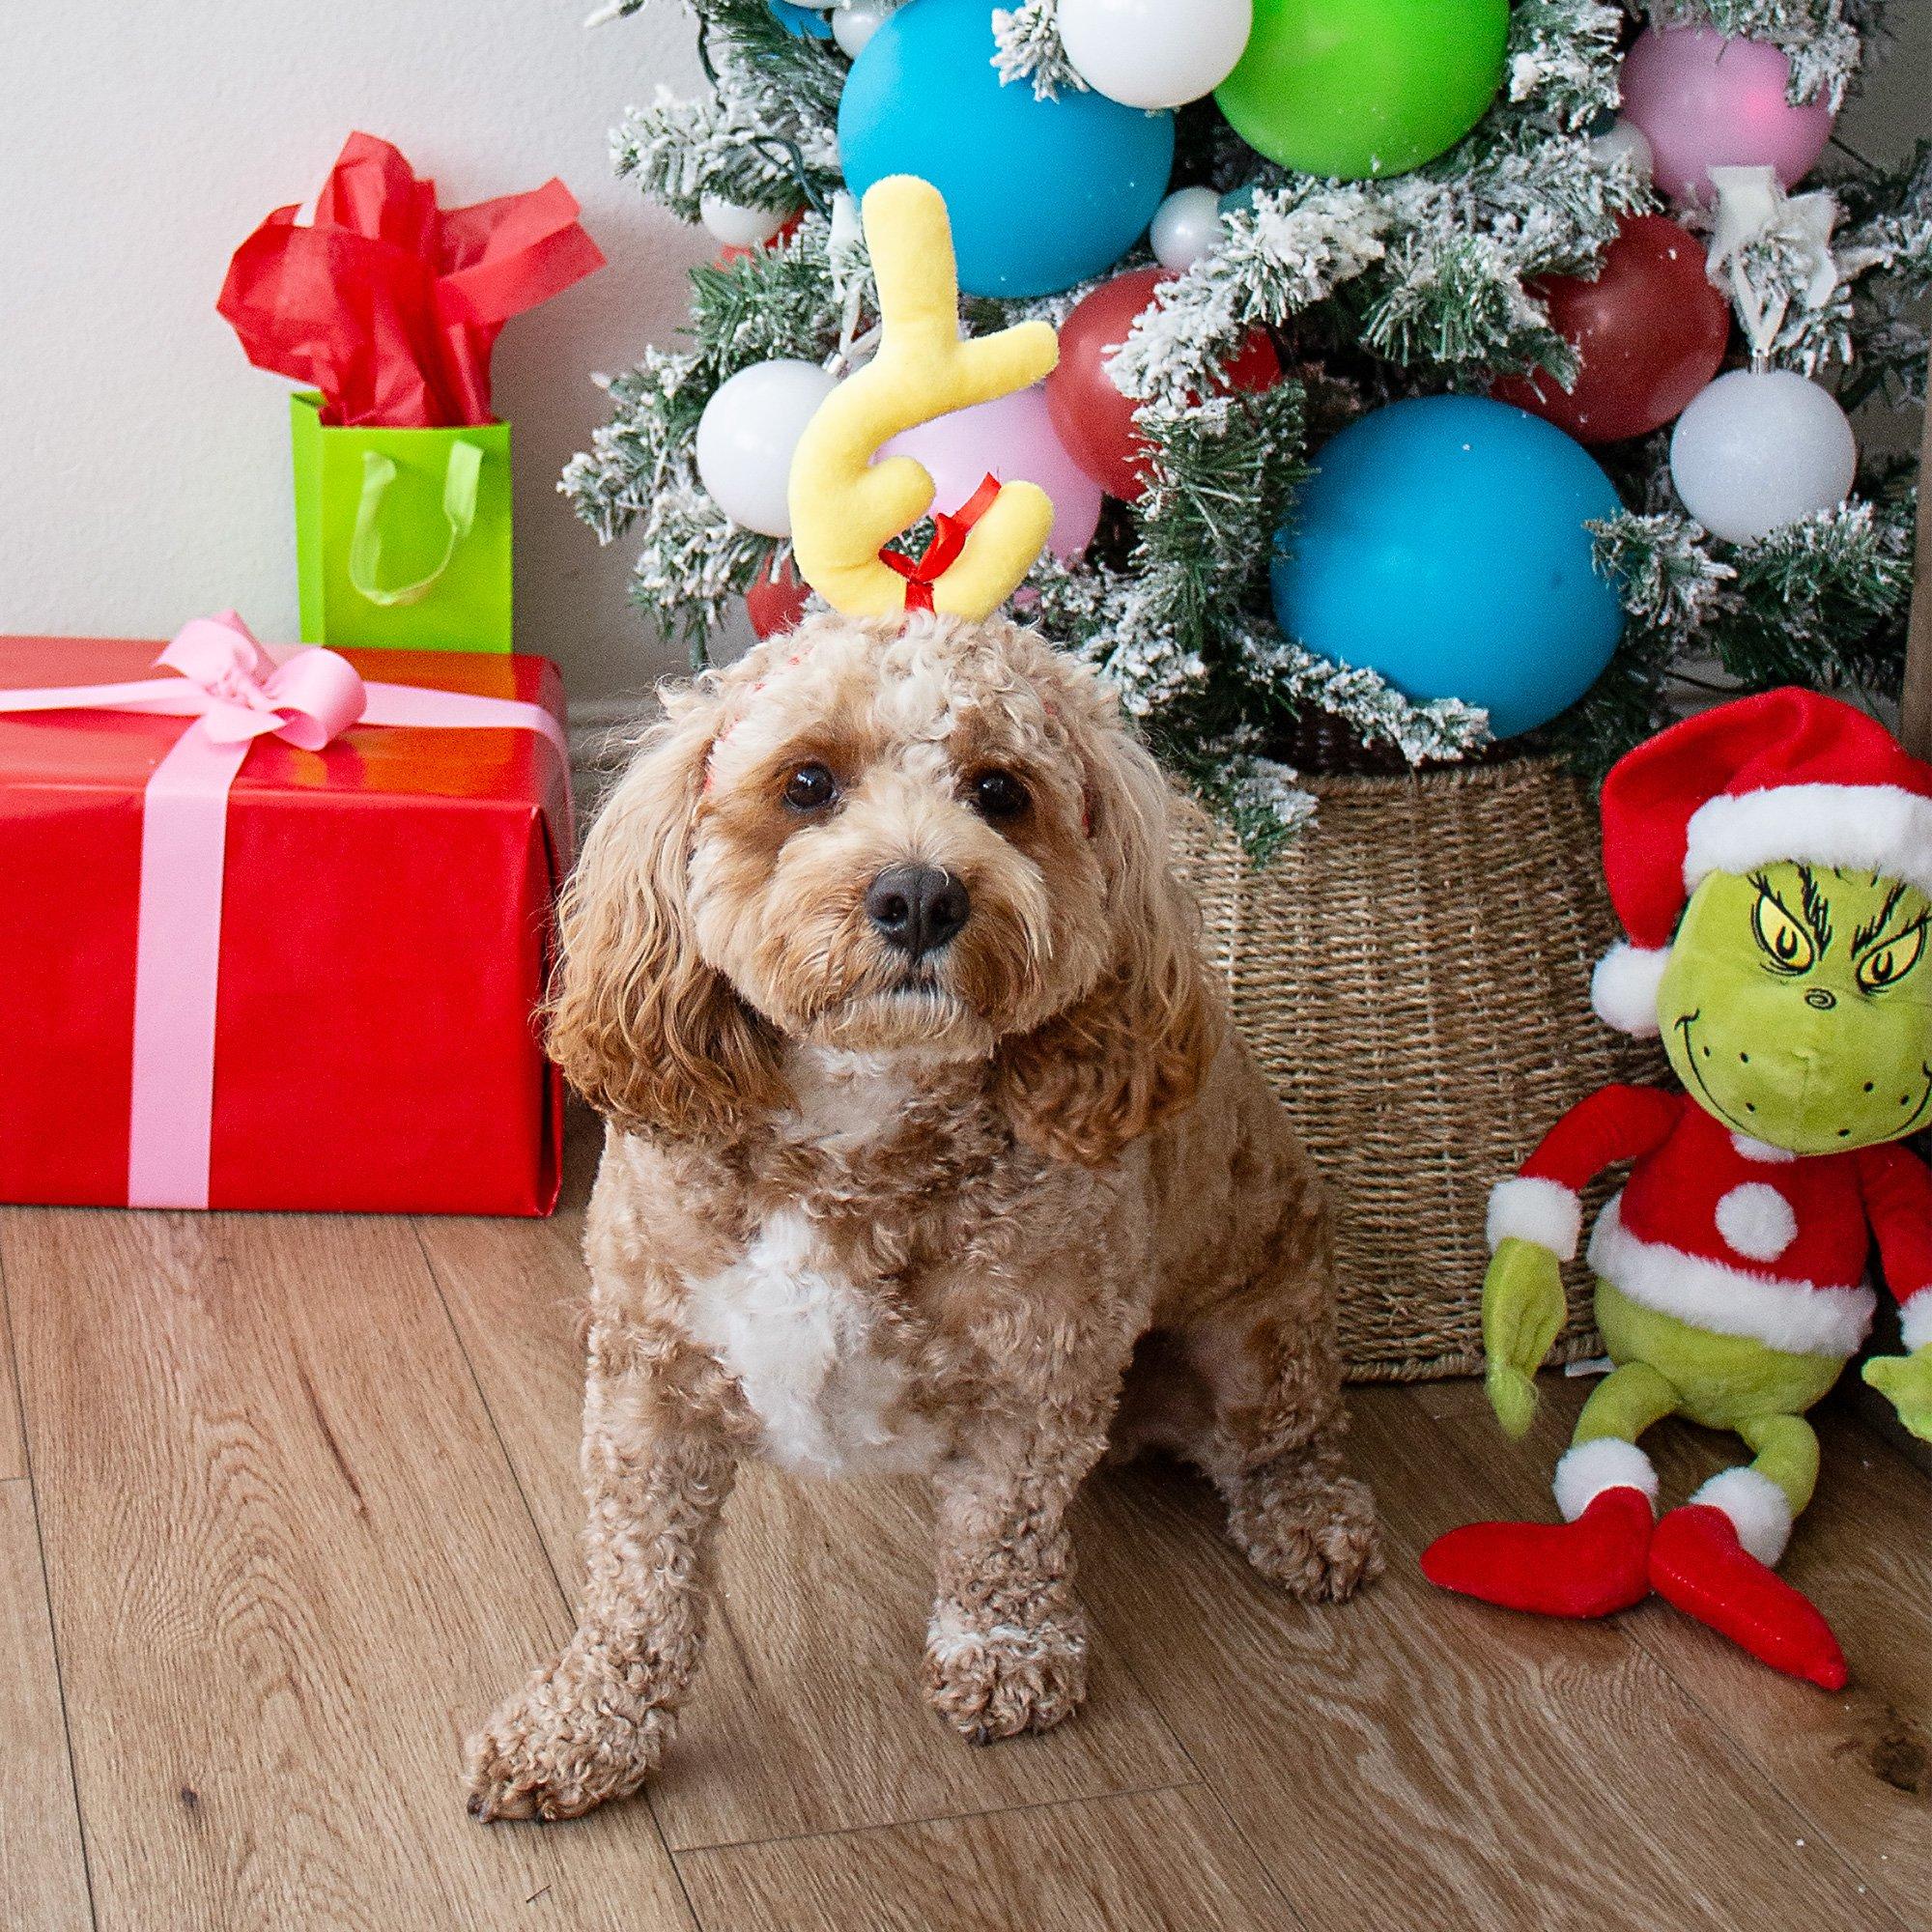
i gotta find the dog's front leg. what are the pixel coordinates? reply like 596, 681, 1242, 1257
923, 1352, 1125, 1746
466, 1320, 737, 1821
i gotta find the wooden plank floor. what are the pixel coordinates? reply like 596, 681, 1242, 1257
1, 1115, 1925, 1932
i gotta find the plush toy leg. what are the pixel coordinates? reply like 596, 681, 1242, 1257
1421, 1363, 1673, 1618
1649, 1413, 1846, 1690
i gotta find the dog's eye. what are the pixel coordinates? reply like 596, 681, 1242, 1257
969, 769, 1029, 820
781, 761, 837, 811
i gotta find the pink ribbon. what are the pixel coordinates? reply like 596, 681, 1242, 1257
0, 611, 571, 1209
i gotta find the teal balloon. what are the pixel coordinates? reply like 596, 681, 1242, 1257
838, 0, 1175, 298
1271, 397, 1626, 740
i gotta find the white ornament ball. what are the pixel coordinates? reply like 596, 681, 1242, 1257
1589, 118, 1655, 180
832, 1, 892, 58
1151, 186, 1228, 270
1668, 369, 1857, 545
698, 193, 789, 249
696, 359, 838, 538
1058, 0, 1253, 110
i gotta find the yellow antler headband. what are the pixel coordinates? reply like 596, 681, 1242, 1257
786, 176, 1061, 622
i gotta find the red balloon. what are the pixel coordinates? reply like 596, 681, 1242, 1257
746, 554, 810, 639
1492, 214, 1731, 444
1046, 269, 1281, 501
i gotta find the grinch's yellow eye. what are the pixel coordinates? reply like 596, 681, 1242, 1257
1856, 922, 1925, 994
1752, 891, 1815, 974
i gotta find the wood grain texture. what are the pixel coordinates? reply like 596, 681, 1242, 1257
1072, 1384, 1908, 1932
0, 1266, 26, 1481
12, 1099, 1928, 1932
674, 1785, 1288, 1932
1434, 1373, 1932, 1926
4, 1206, 694, 1932
0, 1481, 92, 1932
418, 1119, 1194, 1852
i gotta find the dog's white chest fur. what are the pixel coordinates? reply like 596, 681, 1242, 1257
682, 1051, 943, 1478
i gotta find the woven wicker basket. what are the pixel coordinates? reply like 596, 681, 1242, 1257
1174, 758, 1662, 1382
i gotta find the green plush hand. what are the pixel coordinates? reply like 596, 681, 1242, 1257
1862, 1347, 1932, 1443
1482, 1237, 1568, 1439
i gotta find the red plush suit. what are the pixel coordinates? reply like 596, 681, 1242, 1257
1500, 1085, 1932, 1358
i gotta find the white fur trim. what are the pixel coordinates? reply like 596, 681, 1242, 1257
1691, 1467, 1794, 1566
1685, 783, 1932, 903
1713, 1183, 1799, 1264
1730, 1133, 1797, 1164
1488, 1177, 1584, 1260
1591, 944, 1668, 1037
1588, 1194, 1875, 1356
1553, 1437, 1660, 1521
1900, 1288, 1932, 1353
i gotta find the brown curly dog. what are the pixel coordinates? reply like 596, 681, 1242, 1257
466, 611, 1380, 1821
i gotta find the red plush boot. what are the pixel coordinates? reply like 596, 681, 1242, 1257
1649, 1502, 1848, 1690
1422, 1487, 1655, 1619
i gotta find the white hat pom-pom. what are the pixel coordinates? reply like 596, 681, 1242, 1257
1591, 944, 1669, 1037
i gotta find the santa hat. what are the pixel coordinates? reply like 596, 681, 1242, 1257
1592, 687, 1932, 1036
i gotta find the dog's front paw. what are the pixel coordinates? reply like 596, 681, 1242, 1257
1228, 1467, 1383, 1604
922, 1604, 1089, 1746
464, 1655, 668, 1823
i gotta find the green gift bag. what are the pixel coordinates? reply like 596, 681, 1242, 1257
291, 391, 514, 652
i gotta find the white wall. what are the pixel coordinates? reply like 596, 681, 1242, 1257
2, 5, 1924, 712
2, 0, 713, 710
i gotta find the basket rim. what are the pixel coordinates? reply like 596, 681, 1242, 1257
1290, 752, 1583, 803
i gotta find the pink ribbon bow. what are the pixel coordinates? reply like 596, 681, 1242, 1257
156, 612, 368, 747
0, 612, 570, 1209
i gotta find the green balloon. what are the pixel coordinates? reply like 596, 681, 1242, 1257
1215, 0, 1510, 181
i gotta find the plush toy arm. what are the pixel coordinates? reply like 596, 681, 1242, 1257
1852, 1142, 1932, 1443
1854, 1140, 1932, 1334
1861, 1350, 1932, 1443
1489, 1084, 1685, 1258
1479, 1087, 1679, 1437
1482, 1238, 1569, 1438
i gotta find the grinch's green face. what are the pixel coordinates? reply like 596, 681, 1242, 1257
1659, 863, 1932, 1155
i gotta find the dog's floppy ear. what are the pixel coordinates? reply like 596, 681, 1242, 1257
996, 699, 1218, 1167
546, 693, 783, 1142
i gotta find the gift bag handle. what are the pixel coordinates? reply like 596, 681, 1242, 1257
348, 439, 483, 608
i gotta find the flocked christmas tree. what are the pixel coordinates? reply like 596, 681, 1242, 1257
564, 0, 1930, 856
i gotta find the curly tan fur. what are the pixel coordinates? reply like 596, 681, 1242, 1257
467, 613, 1379, 1822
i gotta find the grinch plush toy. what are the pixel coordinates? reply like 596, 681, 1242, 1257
1423, 688, 1932, 1690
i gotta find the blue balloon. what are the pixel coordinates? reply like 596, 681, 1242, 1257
1271, 396, 1626, 741
769, 0, 834, 38
838, 0, 1175, 298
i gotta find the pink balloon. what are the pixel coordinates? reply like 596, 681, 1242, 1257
1620, 26, 1834, 207
880, 384, 1103, 563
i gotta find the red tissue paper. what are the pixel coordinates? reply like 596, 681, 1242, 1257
217, 131, 606, 428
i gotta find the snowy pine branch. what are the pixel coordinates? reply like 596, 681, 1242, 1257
573, 0, 1918, 841
989, 2, 1085, 100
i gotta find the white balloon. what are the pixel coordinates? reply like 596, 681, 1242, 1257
1058, 0, 1252, 110
696, 359, 838, 537
832, 1, 891, 57
699, 193, 788, 248
1151, 185, 1227, 270
1669, 369, 1857, 545
1589, 119, 1655, 180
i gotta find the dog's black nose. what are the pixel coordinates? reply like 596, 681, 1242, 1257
866, 864, 970, 959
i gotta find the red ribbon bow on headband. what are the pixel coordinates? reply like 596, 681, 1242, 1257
877, 473, 1005, 615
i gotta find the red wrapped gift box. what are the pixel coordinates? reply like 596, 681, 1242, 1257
0, 634, 567, 1214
